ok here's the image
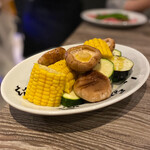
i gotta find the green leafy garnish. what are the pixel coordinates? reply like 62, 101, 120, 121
96, 13, 129, 21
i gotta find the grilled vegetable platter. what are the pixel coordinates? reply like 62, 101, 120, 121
23, 38, 134, 108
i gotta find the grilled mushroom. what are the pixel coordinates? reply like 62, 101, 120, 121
74, 70, 112, 102
65, 45, 101, 72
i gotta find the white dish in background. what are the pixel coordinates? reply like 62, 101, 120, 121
1, 44, 150, 115
80, 9, 148, 27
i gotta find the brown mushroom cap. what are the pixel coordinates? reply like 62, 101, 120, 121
74, 71, 112, 102
65, 45, 101, 72
38, 47, 66, 66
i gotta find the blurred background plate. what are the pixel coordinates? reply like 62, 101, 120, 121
80, 9, 148, 27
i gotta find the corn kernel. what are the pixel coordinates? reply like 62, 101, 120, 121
33, 101, 40, 105
24, 63, 66, 107
43, 87, 49, 92
50, 90, 57, 94
45, 80, 52, 85
56, 97, 61, 100
48, 60, 76, 93
36, 86, 43, 90
43, 91, 49, 96
44, 83, 51, 88
40, 102, 47, 106
48, 97, 55, 101
36, 89, 43, 94
34, 94, 41, 99
53, 80, 59, 84
38, 81, 45, 86
84, 38, 113, 58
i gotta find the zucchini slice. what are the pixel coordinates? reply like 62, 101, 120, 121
61, 91, 83, 107
109, 56, 134, 82
94, 59, 114, 78
113, 49, 122, 56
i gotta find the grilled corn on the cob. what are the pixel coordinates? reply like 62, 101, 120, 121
48, 59, 76, 93
84, 38, 113, 58
24, 63, 66, 107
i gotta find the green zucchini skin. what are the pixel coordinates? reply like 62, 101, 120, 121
61, 91, 84, 107
109, 56, 134, 82
61, 97, 84, 107
113, 49, 122, 56
112, 69, 132, 82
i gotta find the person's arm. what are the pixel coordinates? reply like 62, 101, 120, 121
124, 0, 150, 11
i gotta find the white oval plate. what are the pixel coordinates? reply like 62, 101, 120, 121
80, 9, 148, 27
1, 44, 150, 115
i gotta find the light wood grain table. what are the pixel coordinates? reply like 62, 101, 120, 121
0, 21, 150, 150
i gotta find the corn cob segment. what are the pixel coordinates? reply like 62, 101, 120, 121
48, 59, 76, 93
24, 63, 66, 107
84, 38, 113, 58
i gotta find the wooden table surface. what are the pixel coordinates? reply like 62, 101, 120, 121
0, 21, 150, 150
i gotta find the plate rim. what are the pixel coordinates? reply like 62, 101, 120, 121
80, 8, 148, 27
1, 44, 150, 115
